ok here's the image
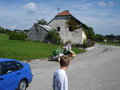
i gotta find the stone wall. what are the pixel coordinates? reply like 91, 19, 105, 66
27, 24, 48, 41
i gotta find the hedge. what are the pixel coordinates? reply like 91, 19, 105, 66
9, 33, 27, 41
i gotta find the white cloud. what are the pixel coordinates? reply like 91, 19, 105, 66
97, 1, 107, 7
23, 2, 37, 11
97, 1, 114, 7
0, 0, 119, 35
10, 25, 17, 29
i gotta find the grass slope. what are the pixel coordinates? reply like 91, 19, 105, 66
0, 34, 85, 61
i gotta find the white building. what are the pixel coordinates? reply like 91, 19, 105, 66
27, 10, 87, 44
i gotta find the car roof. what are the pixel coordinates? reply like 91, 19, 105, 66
0, 58, 17, 62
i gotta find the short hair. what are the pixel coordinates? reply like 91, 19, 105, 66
60, 56, 70, 67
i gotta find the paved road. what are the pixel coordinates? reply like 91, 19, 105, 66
27, 44, 120, 90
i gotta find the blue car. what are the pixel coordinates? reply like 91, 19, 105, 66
0, 58, 33, 90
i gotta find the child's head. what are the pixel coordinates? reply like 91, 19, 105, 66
60, 56, 70, 67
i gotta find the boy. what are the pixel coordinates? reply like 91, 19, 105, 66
53, 56, 70, 90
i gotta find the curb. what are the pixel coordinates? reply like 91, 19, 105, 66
85, 45, 95, 51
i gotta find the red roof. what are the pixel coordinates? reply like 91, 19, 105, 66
57, 10, 71, 16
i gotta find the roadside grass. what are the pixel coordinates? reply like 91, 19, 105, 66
0, 34, 86, 61
97, 42, 120, 47
72, 48, 86, 53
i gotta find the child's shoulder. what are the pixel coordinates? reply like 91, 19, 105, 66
54, 69, 65, 74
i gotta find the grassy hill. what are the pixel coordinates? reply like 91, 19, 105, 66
0, 34, 86, 61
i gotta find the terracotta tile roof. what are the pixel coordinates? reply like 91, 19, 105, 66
57, 10, 71, 16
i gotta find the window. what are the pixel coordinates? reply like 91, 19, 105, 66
1, 61, 23, 75
14, 62, 23, 70
69, 27, 72, 31
57, 27, 60, 32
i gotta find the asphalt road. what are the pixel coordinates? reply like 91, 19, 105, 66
27, 44, 120, 90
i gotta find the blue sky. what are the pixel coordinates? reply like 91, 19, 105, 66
0, 0, 120, 35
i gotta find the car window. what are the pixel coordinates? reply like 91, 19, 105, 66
14, 62, 23, 70
2, 61, 18, 75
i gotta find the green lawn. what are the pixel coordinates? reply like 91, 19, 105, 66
0, 34, 85, 61
97, 42, 120, 47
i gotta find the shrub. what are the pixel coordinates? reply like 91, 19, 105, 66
82, 39, 87, 49
45, 29, 62, 45
86, 40, 95, 47
9, 33, 27, 41
72, 44, 82, 48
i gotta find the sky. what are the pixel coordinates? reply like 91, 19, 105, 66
0, 0, 120, 35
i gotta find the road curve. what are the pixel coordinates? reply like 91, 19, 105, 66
27, 44, 120, 90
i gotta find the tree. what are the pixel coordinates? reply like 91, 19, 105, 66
95, 34, 105, 42
115, 35, 120, 41
0, 27, 6, 33
83, 24, 95, 40
0, 27, 12, 33
105, 34, 115, 41
87, 27, 95, 40
115, 35, 120, 44
37, 19, 47, 25
45, 29, 62, 45
82, 23, 88, 30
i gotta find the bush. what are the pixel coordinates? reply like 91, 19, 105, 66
9, 33, 27, 41
86, 40, 95, 47
72, 40, 95, 49
72, 44, 82, 48
83, 24, 95, 41
80, 39, 86, 49
45, 29, 62, 45
95, 34, 104, 42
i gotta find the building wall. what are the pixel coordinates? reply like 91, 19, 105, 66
82, 30, 87, 44
49, 19, 68, 39
65, 29, 83, 44
28, 17, 86, 44
49, 19, 85, 44
49, 19, 72, 42
27, 24, 48, 41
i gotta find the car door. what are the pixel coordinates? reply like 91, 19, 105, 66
0, 61, 23, 90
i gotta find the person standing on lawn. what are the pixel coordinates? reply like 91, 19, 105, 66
53, 56, 70, 90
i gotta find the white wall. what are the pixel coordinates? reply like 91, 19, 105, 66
49, 19, 86, 44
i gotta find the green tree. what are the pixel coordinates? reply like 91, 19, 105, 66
37, 19, 47, 25
105, 34, 115, 41
87, 27, 95, 40
83, 24, 95, 40
0, 27, 6, 33
95, 34, 105, 42
0, 27, 12, 33
82, 23, 88, 30
45, 29, 62, 45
